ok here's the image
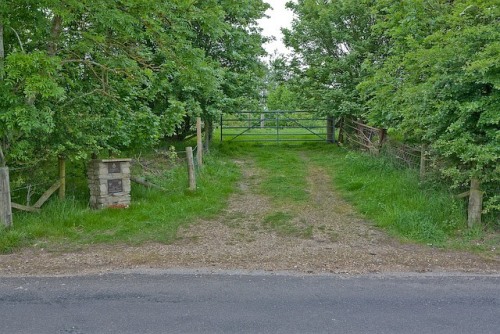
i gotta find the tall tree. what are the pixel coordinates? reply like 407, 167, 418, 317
283, 0, 378, 117
0, 0, 270, 164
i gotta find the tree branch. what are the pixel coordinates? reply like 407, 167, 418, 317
9, 27, 24, 53
0, 23, 4, 65
0, 22, 4, 81
48, 15, 63, 56
0, 143, 5, 167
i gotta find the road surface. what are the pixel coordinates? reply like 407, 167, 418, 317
1, 270, 499, 333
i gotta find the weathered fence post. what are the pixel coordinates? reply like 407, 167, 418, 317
58, 155, 66, 199
196, 117, 203, 167
378, 128, 387, 154
260, 113, 265, 129
0, 167, 13, 227
379, 128, 387, 146
468, 178, 483, 228
186, 147, 196, 191
338, 118, 344, 144
326, 116, 335, 143
419, 144, 427, 180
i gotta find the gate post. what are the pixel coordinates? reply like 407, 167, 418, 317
327, 116, 335, 143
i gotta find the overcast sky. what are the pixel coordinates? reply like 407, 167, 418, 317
258, 0, 295, 56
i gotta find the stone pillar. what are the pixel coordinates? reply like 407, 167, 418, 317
87, 159, 132, 209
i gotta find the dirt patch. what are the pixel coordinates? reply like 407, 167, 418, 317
0, 157, 498, 276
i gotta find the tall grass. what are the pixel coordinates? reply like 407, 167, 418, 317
309, 148, 467, 245
0, 150, 239, 253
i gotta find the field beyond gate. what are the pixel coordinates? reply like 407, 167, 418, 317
220, 111, 334, 143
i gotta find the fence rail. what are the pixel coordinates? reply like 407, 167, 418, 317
338, 117, 488, 227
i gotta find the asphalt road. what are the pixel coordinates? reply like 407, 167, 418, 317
0, 270, 498, 334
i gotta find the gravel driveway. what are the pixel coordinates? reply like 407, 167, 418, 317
0, 157, 498, 276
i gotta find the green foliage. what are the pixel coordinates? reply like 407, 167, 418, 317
282, 0, 499, 216
358, 0, 500, 212
0, 0, 269, 166
267, 84, 300, 111
282, 0, 378, 116
265, 54, 302, 111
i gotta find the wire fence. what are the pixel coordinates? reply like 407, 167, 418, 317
339, 117, 423, 170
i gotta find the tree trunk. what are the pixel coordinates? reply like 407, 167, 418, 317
48, 15, 63, 56
0, 22, 5, 77
0, 167, 13, 228
467, 178, 483, 228
0, 145, 5, 168
196, 117, 203, 167
337, 118, 344, 144
419, 144, 427, 180
203, 119, 213, 152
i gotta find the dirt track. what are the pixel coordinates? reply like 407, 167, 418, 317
0, 157, 498, 276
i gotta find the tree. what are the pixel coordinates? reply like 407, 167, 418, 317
0, 0, 270, 165
189, 0, 270, 143
282, 0, 499, 221
265, 54, 301, 111
282, 0, 378, 117
359, 0, 500, 219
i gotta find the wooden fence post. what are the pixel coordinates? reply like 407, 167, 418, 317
0, 167, 13, 227
196, 117, 203, 167
378, 128, 387, 150
338, 118, 344, 144
58, 156, 66, 199
326, 116, 335, 143
186, 147, 196, 191
468, 178, 483, 228
419, 145, 427, 180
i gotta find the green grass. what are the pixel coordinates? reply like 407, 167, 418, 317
0, 150, 240, 253
2, 140, 495, 254
308, 148, 467, 245
262, 211, 313, 239
218, 143, 311, 202
218, 141, 474, 246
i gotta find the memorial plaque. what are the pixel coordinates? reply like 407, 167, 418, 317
108, 179, 123, 194
107, 162, 121, 174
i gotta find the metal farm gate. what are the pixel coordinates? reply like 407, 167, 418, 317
220, 111, 335, 143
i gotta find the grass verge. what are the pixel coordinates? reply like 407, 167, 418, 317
0, 150, 239, 254
308, 146, 479, 246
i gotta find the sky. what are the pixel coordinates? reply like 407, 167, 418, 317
257, 0, 295, 56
